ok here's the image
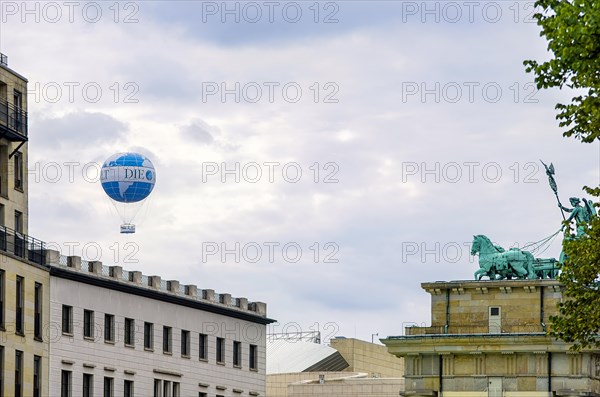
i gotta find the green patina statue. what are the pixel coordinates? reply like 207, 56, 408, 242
471, 161, 596, 281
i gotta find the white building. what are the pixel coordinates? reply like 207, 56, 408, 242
46, 251, 274, 397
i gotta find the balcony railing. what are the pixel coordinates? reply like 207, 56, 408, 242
0, 225, 46, 266
0, 53, 6, 67
0, 97, 27, 140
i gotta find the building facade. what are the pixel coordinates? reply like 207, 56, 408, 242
47, 251, 274, 397
383, 279, 600, 397
0, 53, 50, 397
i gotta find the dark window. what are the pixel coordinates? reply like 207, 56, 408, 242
124, 318, 134, 346
249, 344, 257, 370
153, 379, 160, 397
0, 270, 4, 329
216, 337, 225, 364
84, 310, 94, 338
61, 370, 71, 397
181, 330, 190, 357
34, 283, 42, 340
0, 346, 3, 397
199, 333, 208, 360
163, 380, 171, 397
163, 326, 171, 353
62, 305, 73, 334
14, 350, 22, 397
144, 322, 153, 350
104, 377, 113, 397
173, 382, 180, 397
83, 373, 93, 397
33, 355, 41, 397
105, 314, 115, 342
491, 307, 500, 316
199, 393, 207, 397
13, 152, 23, 191
124, 380, 134, 397
15, 276, 23, 335
233, 341, 241, 367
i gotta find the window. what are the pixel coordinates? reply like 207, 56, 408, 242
15, 350, 22, 397
33, 355, 41, 397
233, 341, 241, 367
62, 305, 73, 334
105, 314, 115, 342
163, 381, 171, 397
199, 333, 208, 360
153, 379, 161, 397
61, 370, 72, 397
13, 152, 23, 191
216, 337, 225, 364
199, 393, 207, 397
84, 310, 94, 338
14, 210, 22, 233
124, 380, 134, 397
163, 326, 172, 353
124, 318, 135, 346
144, 322, 153, 350
0, 270, 4, 329
249, 344, 257, 370
172, 382, 180, 397
0, 346, 3, 397
15, 276, 23, 335
83, 373, 93, 397
34, 283, 42, 340
104, 377, 114, 397
491, 307, 500, 316
181, 330, 190, 357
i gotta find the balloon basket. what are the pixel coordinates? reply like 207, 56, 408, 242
120, 224, 136, 234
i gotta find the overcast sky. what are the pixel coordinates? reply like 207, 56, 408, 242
1, 1, 598, 343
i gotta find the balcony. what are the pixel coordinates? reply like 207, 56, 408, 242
0, 97, 28, 141
0, 225, 46, 266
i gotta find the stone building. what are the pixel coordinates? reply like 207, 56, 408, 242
382, 279, 600, 397
267, 334, 404, 397
0, 52, 50, 397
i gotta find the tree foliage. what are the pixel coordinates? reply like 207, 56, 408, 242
525, 0, 600, 349
524, 0, 600, 142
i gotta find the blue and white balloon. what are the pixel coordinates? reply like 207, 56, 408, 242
101, 153, 156, 203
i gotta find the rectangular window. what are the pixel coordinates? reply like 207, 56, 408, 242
198, 393, 207, 397
13, 152, 23, 191
124, 380, 134, 397
181, 330, 190, 357
15, 276, 23, 335
144, 322, 153, 350
61, 370, 72, 397
84, 310, 94, 338
83, 373, 93, 397
199, 333, 207, 360
104, 377, 114, 397
124, 318, 134, 346
105, 314, 115, 342
216, 337, 225, 364
172, 382, 180, 397
153, 379, 161, 397
14, 210, 22, 233
34, 283, 42, 340
0, 346, 3, 397
14, 350, 22, 397
249, 344, 258, 370
233, 341, 241, 367
163, 380, 171, 397
33, 355, 41, 397
163, 326, 171, 353
62, 305, 73, 334
0, 269, 4, 329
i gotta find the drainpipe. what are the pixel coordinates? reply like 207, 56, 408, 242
540, 286, 546, 332
445, 289, 450, 334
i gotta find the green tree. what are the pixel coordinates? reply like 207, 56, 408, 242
524, 0, 600, 349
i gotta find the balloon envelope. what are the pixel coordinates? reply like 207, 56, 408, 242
100, 153, 156, 203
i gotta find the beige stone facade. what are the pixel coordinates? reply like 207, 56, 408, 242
267, 338, 404, 397
383, 279, 600, 397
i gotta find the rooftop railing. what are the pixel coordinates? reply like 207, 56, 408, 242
0, 53, 7, 67
0, 97, 28, 139
0, 225, 46, 266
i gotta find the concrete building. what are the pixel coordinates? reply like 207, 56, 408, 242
46, 250, 275, 397
0, 52, 50, 397
382, 279, 600, 397
267, 334, 404, 397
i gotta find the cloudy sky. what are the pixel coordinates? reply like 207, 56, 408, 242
1, 1, 598, 343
